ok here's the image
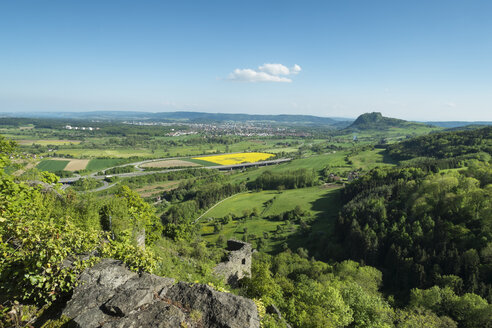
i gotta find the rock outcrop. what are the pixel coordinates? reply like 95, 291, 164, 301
63, 259, 260, 328
345, 112, 417, 131
214, 240, 253, 287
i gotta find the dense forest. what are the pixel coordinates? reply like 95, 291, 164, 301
337, 165, 492, 299
387, 127, 492, 160
241, 251, 491, 328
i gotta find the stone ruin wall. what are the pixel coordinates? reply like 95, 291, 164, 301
214, 239, 253, 286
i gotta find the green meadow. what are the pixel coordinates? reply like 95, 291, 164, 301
85, 158, 128, 172
199, 186, 342, 253
348, 148, 397, 169
36, 160, 69, 172
228, 151, 351, 184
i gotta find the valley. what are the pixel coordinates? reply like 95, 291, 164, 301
2, 3, 491, 326
1, 112, 491, 328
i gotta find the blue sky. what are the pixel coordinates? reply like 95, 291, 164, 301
0, 0, 491, 120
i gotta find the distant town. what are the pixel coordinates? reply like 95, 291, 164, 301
122, 121, 311, 137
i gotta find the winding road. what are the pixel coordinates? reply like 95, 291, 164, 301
58, 158, 292, 192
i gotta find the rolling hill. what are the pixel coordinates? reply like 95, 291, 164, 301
345, 112, 431, 131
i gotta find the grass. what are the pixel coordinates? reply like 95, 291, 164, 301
199, 186, 342, 253
36, 160, 69, 172
57, 148, 153, 158
286, 186, 342, 257
201, 192, 275, 218
263, 147, 299, 153
16, 139, 81, 145
85, 159, 128, 171
228, 151, 351, 184
348, 148, 397, 170
227, 148, 398, 186
140, 159, 200, 168
134, 180, 182, 198
281, 152, 349, 170
183, 158, 218, 166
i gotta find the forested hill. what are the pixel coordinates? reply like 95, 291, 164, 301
425, 121, 492, 128
334, 126, 492, 314
337, 164, 492, 298
387, 126, 492, 160
345, 112, 428, 131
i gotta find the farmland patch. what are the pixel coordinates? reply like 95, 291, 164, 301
86, 159, 128, 172
36, 160, 69, 172
64, 159, 90, 171
140, 160, 200, 169
193, 152, 274, 165
17, 139, 81, 145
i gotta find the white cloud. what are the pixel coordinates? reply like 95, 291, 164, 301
291, 64, 302, 74
259, 63, 290, 76
446, 101, 457, 108
228, 63, 301, 82
229, 68, 292, 82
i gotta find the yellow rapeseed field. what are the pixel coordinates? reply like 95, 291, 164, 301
193, 152, 274, 165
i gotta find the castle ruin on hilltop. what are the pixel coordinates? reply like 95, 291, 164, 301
214, 239, 253, 286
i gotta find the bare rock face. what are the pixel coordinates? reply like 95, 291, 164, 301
63, 259, 260, 328
214, 240, 253, 287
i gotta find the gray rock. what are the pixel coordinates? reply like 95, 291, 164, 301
71, 307, 112, 328
103, 302, 186, 328
64, 259, 137, 318
165, 282, 260, 328
62, 259, 260, 328
103, 272, 174, 317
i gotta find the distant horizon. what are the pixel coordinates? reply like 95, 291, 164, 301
1, 104, 491, 123
2, 109, 492, 123
0, 109, 355, 119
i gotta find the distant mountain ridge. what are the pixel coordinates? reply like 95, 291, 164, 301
424, 121, 492, 128
1, 111, 490, 129
0, 111, 352, 127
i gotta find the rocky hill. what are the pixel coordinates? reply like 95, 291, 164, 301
61, 259, 260, 328
346, 112, 424, 131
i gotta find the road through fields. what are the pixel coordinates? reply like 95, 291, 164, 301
58, 158, 292, 192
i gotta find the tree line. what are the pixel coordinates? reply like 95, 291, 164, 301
247, 169, 318, 190
387, 126, 492, 160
